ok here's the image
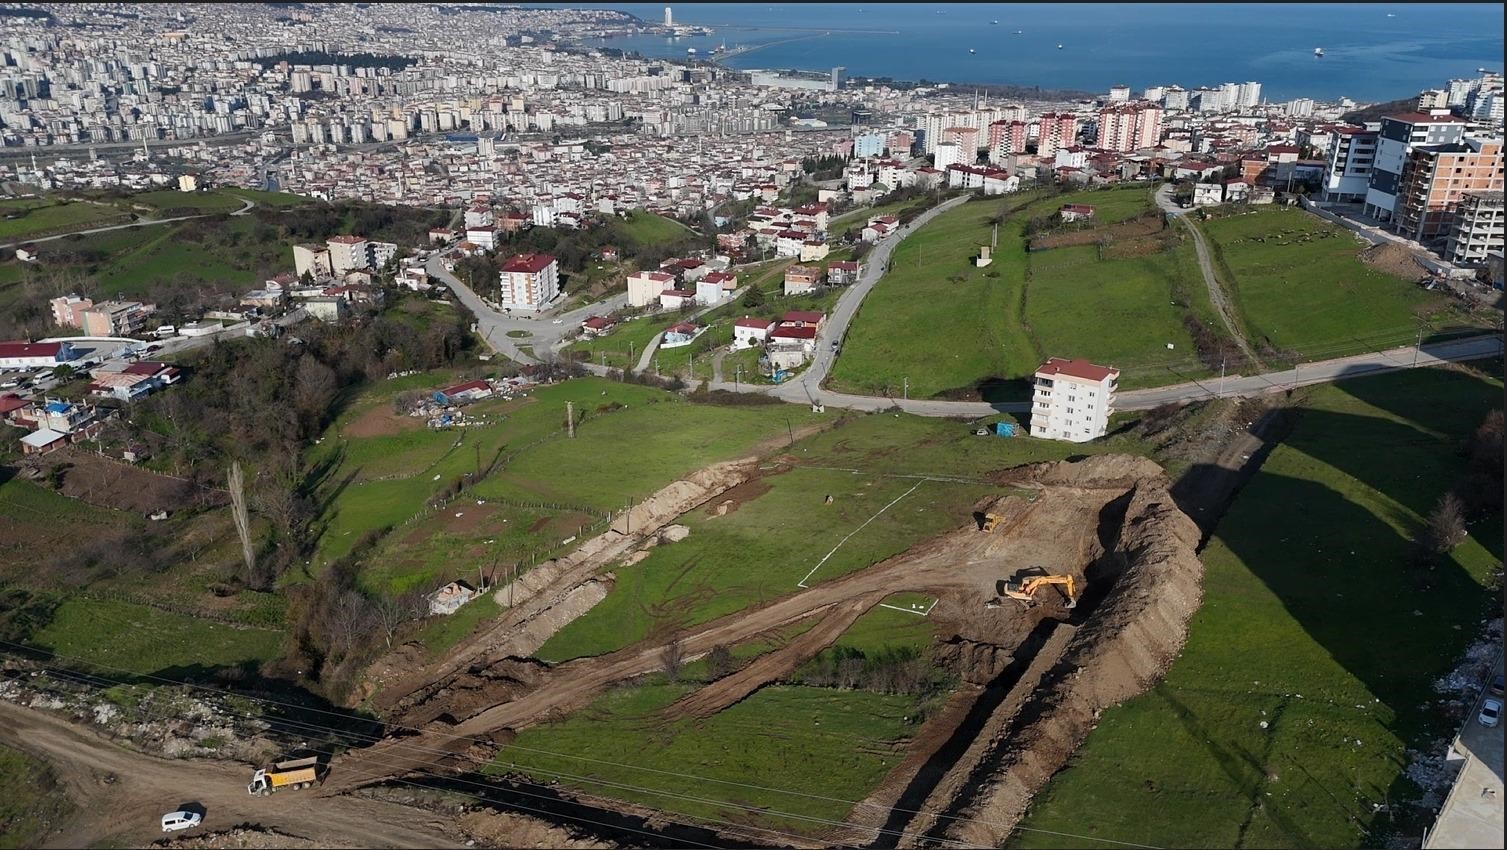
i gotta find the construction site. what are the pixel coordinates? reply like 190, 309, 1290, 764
322, 450, 1205, 847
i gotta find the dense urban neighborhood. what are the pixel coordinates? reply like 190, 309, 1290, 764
0, 4, 1501, 850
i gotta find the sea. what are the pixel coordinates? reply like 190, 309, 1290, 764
549, 2, 1505, 103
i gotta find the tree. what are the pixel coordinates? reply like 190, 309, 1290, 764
707, 644, 735, 679
374, 587, 429, 648
741, 286, 766, 308
293, 354, 338, 429
1426, 493, 1468, 554
659, 638, 685, 682
227, 460, 261, 589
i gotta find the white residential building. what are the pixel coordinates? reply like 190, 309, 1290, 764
626, 270, 676, 307
1028, 357, 1119, 443
326, 235, 369, 274
497, 253, 559, 311
933, 141, 964, 172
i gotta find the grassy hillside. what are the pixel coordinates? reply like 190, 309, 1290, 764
1014, 365, 1503, 848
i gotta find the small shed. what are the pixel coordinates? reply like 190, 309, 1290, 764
427, 580, 478, 616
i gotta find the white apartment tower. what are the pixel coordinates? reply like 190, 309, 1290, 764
1029, 358, 1119, 443
664, 6, 672, 26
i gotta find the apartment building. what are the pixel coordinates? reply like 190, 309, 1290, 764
987, 119, 1028, 162
1392, 137, 1504, 245
326, 235, 370, 274
933, 141, 965, 172
1447, 191, 1505, 266
497, 253, 559, 311
1028, 357, 1119, 443
80, 301, 155, 337
292, 244, 334, 280
942, 126, 980, 159
626, 270, 675, 308
1036, 112, 1079, 159
1362, 110, 1468, 223
1321, 124, 1380, 202
1094, 101, 1163, 153
49, 295, 92, 328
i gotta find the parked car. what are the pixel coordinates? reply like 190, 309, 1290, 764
160, 811, 202, 832
1479, 697, 1502, 728
1490, 673, 1504, 697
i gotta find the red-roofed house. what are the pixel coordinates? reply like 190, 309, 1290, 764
1029, 357, 1119, 442
581, 316, 618, 337
779, 310, 825, 331
661, 322, 704, 347
732, 316, 775, 349
0, 341, 76, 369
1059, 204, 1096, 223
783, 265, 823, 296
436, 379, 494, 403
768, 325, 819, 370
498, 253, 559, 311
660, 288, 696, 310
826, 261, 861, 286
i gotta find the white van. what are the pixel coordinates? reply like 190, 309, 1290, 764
160, 811, 202, 832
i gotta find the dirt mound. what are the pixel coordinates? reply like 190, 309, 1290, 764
400, 657, 551, 728
37, 450, 223, 514
153, 824, 330, 849
457, 810, 611, 849
926, 472, 1204, 848
1360, 242, 1430, 282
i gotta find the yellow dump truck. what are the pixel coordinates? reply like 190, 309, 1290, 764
247, 756, 325, 796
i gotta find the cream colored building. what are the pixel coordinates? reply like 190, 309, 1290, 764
627, 270, 675, 308
1029, 357, 1119, 442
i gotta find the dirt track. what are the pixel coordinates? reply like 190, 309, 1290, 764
0, 700, 464, 850
323, 455, 1178, 806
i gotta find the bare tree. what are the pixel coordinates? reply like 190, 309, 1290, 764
1427, 493, 1468, 554
293, 354, 338, 426
706, 644, 735, 679
227, 461, 257, 586
374, 588, 430, 648
659, 638, 685, 683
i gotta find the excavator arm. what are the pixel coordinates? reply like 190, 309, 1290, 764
1002, 574, 1077, 608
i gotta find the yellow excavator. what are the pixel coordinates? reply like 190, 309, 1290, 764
1003, 574, 1078, 609
980, 512, 1007, 533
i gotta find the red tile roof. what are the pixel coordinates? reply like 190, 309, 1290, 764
771, 325, 818, 340
327, 235, 365, 244
499, 253, 555, 273
734, 317, 774, 329
661, 289, 695, 298
1036, 357, 1119, 383
440, 379, 490, 396
665, 322, 700, 335
781, 310, 825, 325
582, 316, 617, 330
0, 341, 63, 358
0, 393, 29, 415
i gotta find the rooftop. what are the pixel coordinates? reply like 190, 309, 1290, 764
1036, 357, 1119, 383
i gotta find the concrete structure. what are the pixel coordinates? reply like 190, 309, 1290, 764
48, 295, 92, 329
292, 244, 333, 280
1029, 357, 1118, 442
1363, 110, 1469, 223
627, 270, 675, 307
303, 296, 349, 323
1393, 138, 1504, 245
1322, 125, 1379, 203
497, 253, 559, 311
783, 264, 822, 296
1447, 191, 1505, 266
79, 301, 154, 337
1095, 101, 1163, 153
933, 141, 964, 172
1037, 112, 1078, 159
326, 235, 370, 274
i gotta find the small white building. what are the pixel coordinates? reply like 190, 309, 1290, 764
1028, 357, 1119, 443
732, 316, 775, 349
1193, 182, 1224, 207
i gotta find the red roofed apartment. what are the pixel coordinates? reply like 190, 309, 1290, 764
1029, 357, 1119, 442
497, 253, 559, 311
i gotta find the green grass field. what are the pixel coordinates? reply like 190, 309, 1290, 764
0, 744, 70, 849
614, 210, 693, 245
32, 597, 283, 675
829, 186, 1164, 401
1199, 208, 1482, 360
537, 467, 995, 662
538, 412, 1147, 662
1014, 366, 1504, 849
488, 682, 919, 833
0, 199, 126, 241
128, 189, 247, 214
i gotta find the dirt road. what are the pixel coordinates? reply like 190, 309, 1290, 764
1154, 183, 1259, 366
0, 700, 465, 850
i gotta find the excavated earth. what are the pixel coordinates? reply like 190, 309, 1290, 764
331, 454, 1203, 848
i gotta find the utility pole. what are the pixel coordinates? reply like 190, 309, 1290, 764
903, 376, 908, 400
1413, 322, 1424, 368
566, 401, 575, 437
1218, 359, 1226, 399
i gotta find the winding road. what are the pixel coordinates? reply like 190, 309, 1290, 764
429, 194, 1502, 420
0, 195, 257, 251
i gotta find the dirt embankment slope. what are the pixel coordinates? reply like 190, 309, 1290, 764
912, 461, 1204, 848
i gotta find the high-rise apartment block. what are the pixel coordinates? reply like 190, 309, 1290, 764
1029, 358, 1119, 443
1321, 124, 1379, 203
498, 253, 559, 311
1036, 112, 1078, 159
1363, 110, 1468, 223
1393, 138, 1504, 244
1447, 191, 1505, 266
1094, 101, 1162, 153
